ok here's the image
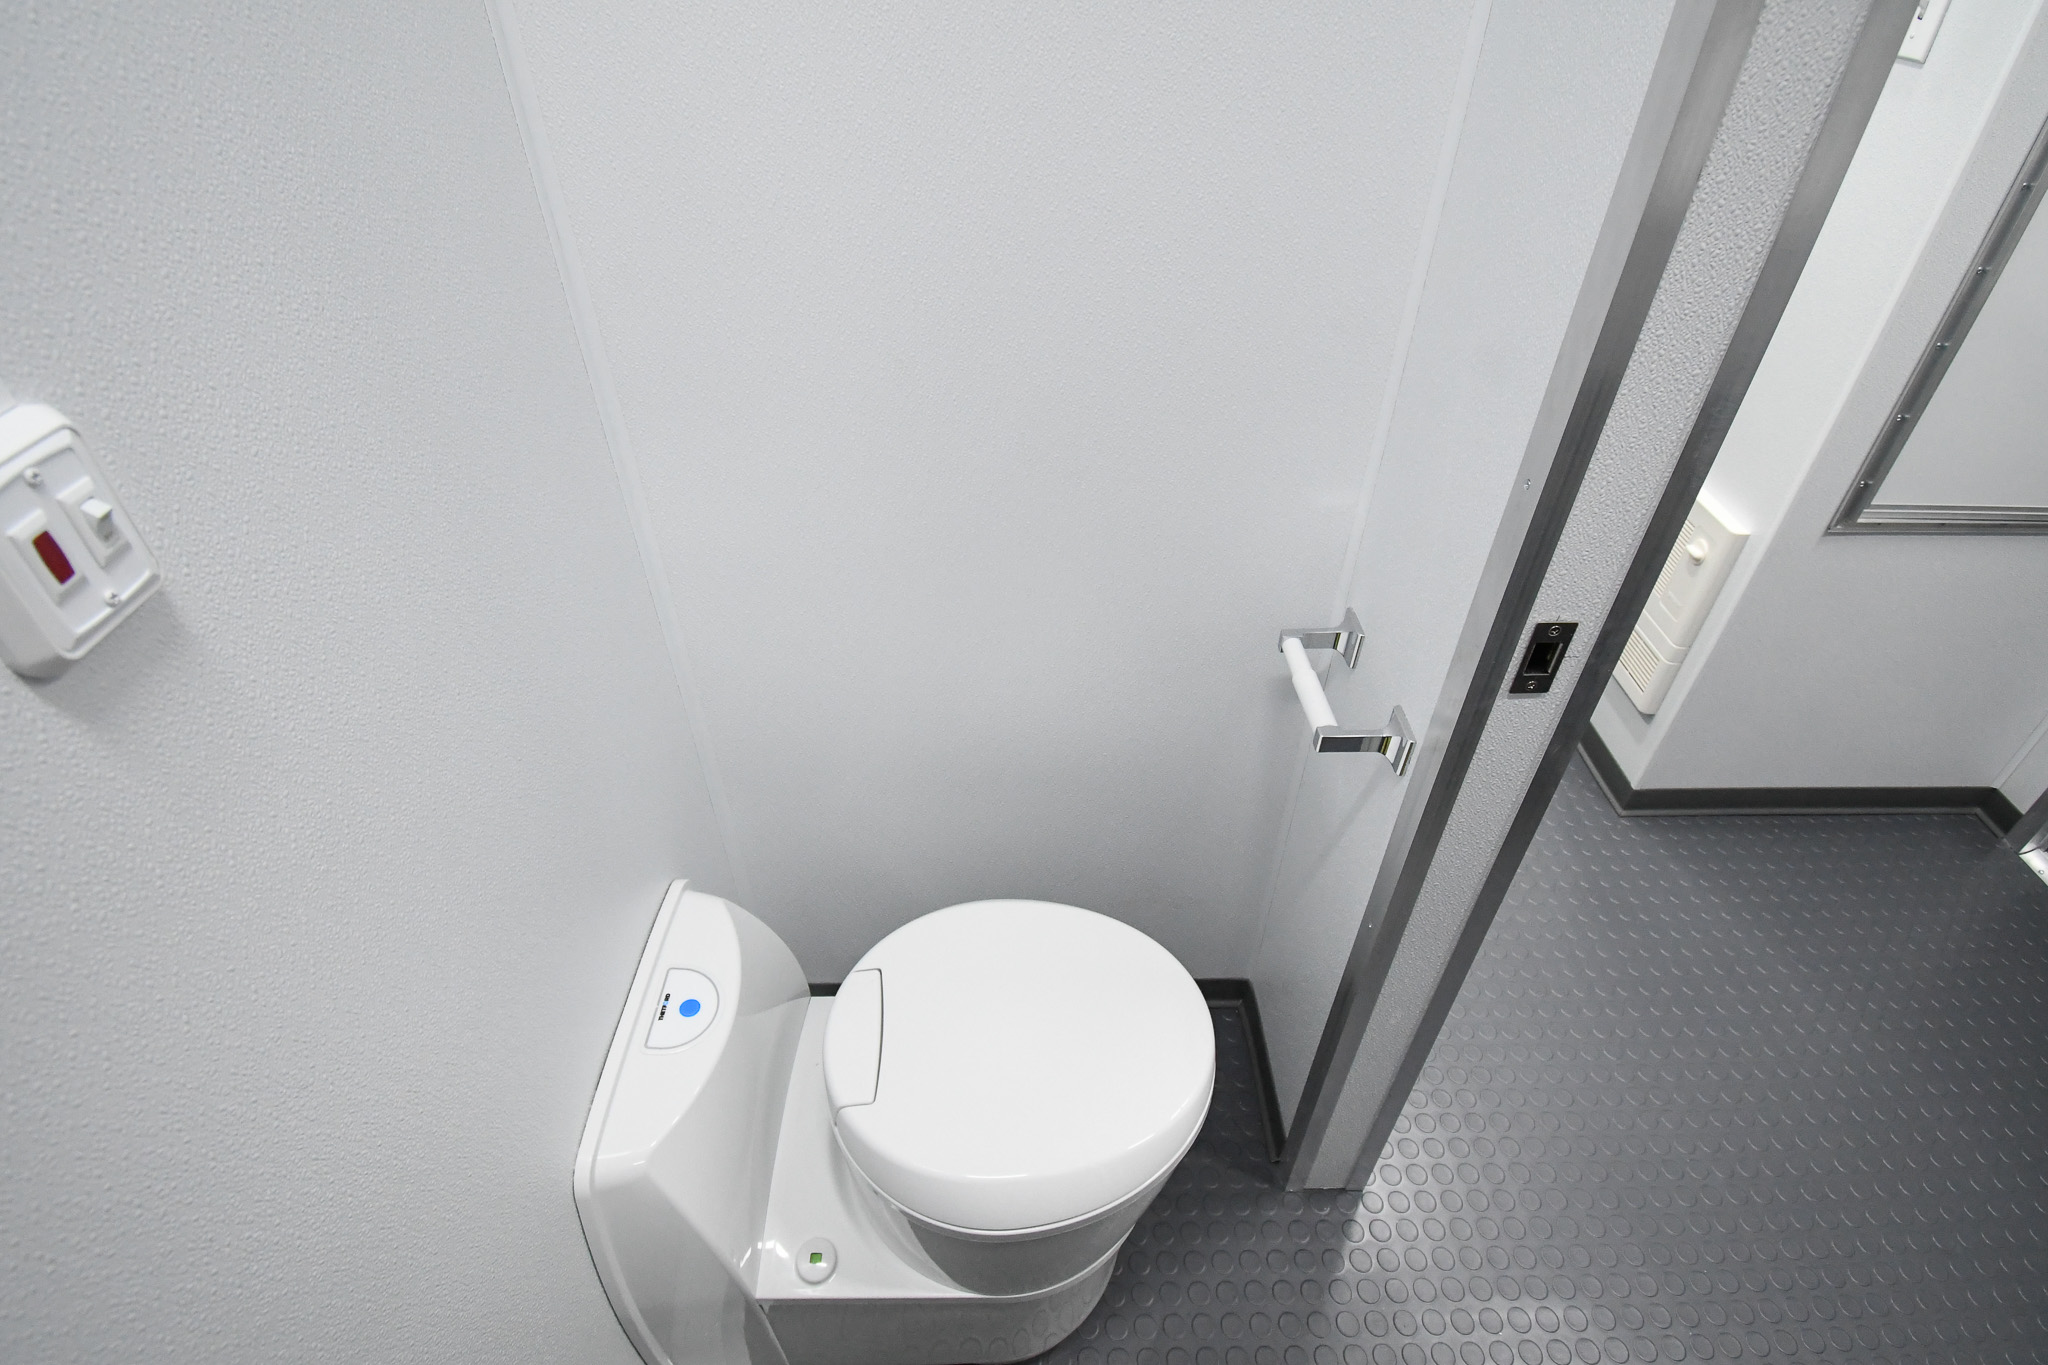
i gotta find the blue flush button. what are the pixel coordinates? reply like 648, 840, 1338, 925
646, 968, 718, 1049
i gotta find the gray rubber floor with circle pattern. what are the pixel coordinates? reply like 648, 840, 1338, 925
1030, 755, 2048, 1365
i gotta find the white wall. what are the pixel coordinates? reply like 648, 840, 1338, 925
1593, 0, 2048, 802
505, 0, 1487, 979
1248, 0, 1677, 1124
501, 0, 1715, 1130
0, 4, 728, 1361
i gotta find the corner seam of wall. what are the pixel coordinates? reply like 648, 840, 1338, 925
1995, 703, 2048, 792
482, 0, 754, 903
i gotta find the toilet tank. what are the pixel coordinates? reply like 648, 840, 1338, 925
575, 882, 810, 1365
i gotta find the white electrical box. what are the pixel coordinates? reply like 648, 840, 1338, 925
0, 403, 161, 678
1615, 496, 1746, 715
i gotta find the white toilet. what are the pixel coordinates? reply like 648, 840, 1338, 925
575, 882, 1215, 1365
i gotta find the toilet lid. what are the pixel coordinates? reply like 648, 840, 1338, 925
824, 900, 1213, 1234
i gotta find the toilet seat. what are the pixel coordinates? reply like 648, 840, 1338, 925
823, 900, 1214, 1234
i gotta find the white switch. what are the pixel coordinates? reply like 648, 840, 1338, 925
57, 476, 126, 563
0, 402, 160, 679
80, 498, 116, 539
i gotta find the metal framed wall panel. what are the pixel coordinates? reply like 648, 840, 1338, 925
1832, 112, 2048, 533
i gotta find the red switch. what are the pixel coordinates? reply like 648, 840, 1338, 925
31, 529, 75, 585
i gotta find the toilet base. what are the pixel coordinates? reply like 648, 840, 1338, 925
873, 1133, 1184, 1296
759, 1238, 1116, 1365
750, 1000, 1135, 1364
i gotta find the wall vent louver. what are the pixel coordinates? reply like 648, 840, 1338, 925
1618, 627, 1663, 694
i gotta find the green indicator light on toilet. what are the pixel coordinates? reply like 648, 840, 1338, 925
795, 1236, 836, 1284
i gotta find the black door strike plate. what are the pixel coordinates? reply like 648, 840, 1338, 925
1509, 621, 1577, 694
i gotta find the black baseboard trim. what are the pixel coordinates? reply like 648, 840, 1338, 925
806, 975, 1287, 1163
1580, 724, 2021, 836
1199, 978, 1286, 1164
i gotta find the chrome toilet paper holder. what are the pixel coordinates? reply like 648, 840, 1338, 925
1278, 609, 1414, 773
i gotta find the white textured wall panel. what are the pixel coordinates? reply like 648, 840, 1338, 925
0, 4, 726, 1359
